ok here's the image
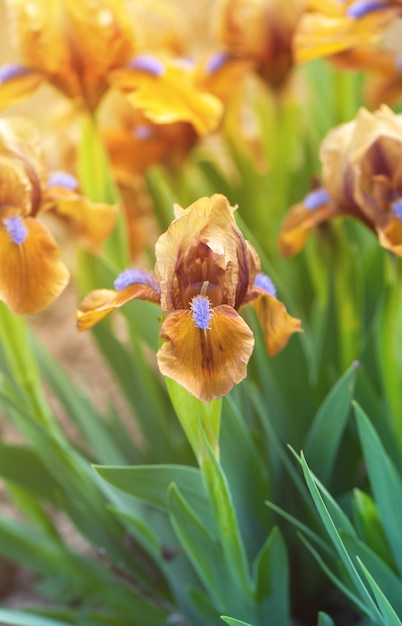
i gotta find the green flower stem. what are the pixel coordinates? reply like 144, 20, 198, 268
164, 376, 221, 462
0, 304, 55, 430
77, 112, 129, 272
377, 255, 402, 449
165, 379, 255, 616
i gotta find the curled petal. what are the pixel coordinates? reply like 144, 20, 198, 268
376, 214, 402, 257
110, 59, 223, 135
252, 292, 302, 356
157, 304, 254, 402
49, 194, 118, 248
77, 284, 160, 331
294, 6, 398, 64
0, 65, 43, 111
279, 196, 340, 256
0, 216, 69, 314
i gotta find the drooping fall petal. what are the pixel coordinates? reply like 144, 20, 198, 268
76, 282, 161, 331
294, 3, 399, 64
110, 57, 223, 135
49, 194, 118, 248
0, 65, 43, 111
157, 304, 255, 402
251, 292, 302, 356
0, 216, 69, 315
279, 190, 340, 256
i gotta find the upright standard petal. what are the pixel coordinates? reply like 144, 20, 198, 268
157, 304, 255, 402
0, 216, 69, 314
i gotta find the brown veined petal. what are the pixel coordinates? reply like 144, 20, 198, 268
0, 66, 44, 112
50, 194, 118, 248
77, 284, 161, 331
252, 292, 302, 356
0, 216, 69, 315
110, 59, 223, 136
157, 304, 255, 403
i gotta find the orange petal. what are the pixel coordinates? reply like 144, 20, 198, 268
0, 65, 43, 111
50, 194, 118, 248
0, 216, 69, 315
157, 304, 255, 402
294, 8, 398, 64
110, 58, 223, 135
252, 293, 302, 356
279, 195, 340, 257
376, 214, 402, 257
76, 283, 160, 331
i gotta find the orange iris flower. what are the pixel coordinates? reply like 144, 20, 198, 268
0, 117, 117, 315
0, 0, 223, 134
294, 0, 401, 64
279, 105, 402, 257
216, 0, 306, 89
77, 194, 302, 402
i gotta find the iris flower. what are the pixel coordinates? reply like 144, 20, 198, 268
216, 0, 306, 89
0, 117, 117, 315
0, 0, 223, 134
294, 0, 401, 64
279, 106, 402, 257
77, 194, 301, 402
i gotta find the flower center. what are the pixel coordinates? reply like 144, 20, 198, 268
190, 294, 213, 330
4, 215, 28, 245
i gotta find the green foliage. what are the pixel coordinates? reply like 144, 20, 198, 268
1, 9, 402, 626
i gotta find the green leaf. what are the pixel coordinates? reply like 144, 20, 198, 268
317, 612, 335, 626
300, 453, 381, 622
358, 558, 402, 626
168, 482, 227, 609
0, 443, 59, 498
252, 527, 292, 626
352, 489, 394, 567
94, 464, 214, 529
221, 397, 271, 558
0, 610, 76, 626
342, 533, 402, 617
220, 617, 254, 626
31, 336, 129, 464
199, 433, 252, 597
355, 402, 402, 576
304, 362, 358, 484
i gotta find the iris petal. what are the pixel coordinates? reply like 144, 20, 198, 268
76, 283, 161, 331
0, 217, 69, 314
157, 304, 254, 402
252, 293, 302, 356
